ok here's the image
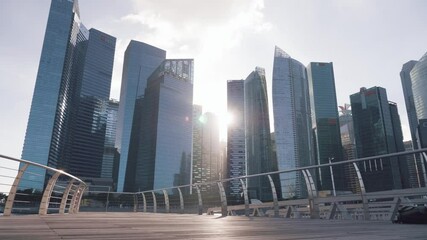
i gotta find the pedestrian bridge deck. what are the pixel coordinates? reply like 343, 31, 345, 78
1, 212, 426, 239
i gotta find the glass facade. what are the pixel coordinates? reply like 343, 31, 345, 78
192, 105, 203, 187
192, 112, 221, 193
66, 29, 116, 178
401, 61, 419, 147
272, 46, 312, 198
21, 0, 79, 191
129, 59, 194, 191
21, 0, 115, 190
307, 62, 344, 193
245, 67, 279, 201
227, 80, 246, 200
102, 100, 119, 181
339, 105, 359, 193
411, 52, 427, 121
116, 41, 166, 191
350, 87, 409, 191
401, 60, 426, 187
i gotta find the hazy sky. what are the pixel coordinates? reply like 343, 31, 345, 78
1, 0, 427, 175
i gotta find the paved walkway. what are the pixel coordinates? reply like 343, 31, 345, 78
1, 212, 426, 239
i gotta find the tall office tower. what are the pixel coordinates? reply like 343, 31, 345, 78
411, 52, 427, 133
401, 61, 419, 147
272, 47, 313, 199
339, 104, 358, 193
403, 141, 423, 188
245, 67, 279, 201
115, 41, 166, 191
219, 141, 227, 181
192, 105, 203, 187
200, 112, 221, 192
350, 87, 410, 192
307, 62, 344, 194
192, 107, 221, 192
67, 28, 116, 178
21, 0, 116, 190
102, 100, 119, 183
226, 80, 246, 201
129, 59, 194, 191
409, 52, 427, 186
400, 60, 426, 187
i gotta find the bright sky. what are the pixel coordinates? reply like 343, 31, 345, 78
1, 0, 427, 192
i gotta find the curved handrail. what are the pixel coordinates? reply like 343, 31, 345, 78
130, 148, 427, 219
0, 154, 86, 184
0, 154, 87, 216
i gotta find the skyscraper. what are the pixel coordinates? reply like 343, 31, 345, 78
128, 59, 194, 191
192, 105, 203, 187
411, 52, 427, 129
245, 67, 279, 201
401, 61, 419, 147
272, 47, 313, 198
21, 0, 116, 190
339, 104, 359, 193
400, 55, 427, 186
102, 99, 119, 182
66, 28, 116, 178
192, 109, 221, 192
226, 80, 246, 201
307, 62, 344, 193
115, 41, 166, 191
350, 87, 410, 191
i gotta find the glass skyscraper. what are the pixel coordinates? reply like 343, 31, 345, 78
67, 29, 116, 178
401, 61, 419, 148
102, 100, 119, 181
245, 67, 279, 201
127, 59, 194, 191
192, 105, 203, 188
350, 87, 410, 192
115, 41, 166, 192
410, 51, 427, 149
401, 60, 426, 187
307, 62, 344, 193
272, 47, 313, 199
339, 104, 359, 193
226, 80, 246, 201
21, 0, 116, 190
191, 108, 221, 193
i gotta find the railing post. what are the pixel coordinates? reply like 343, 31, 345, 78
302, 169, 319, 219
177, 187, 184, 213
39, 171, 61, 215
72, 185, 86, 214
267, 175, 279, 217
59, 179, 75, 214
162, 189, 170, 213
142, 192, 147, 212
152, 191, 157, 213
352, 162, 370, 220
69, 183, 84, 214
133, 194, 138, 212
4, 163, 29, 216
195, 185, 203, 215
217, 181, 227, 217
239, 179, 249, 216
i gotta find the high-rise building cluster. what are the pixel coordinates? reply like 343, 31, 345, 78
21, 0, 427, 200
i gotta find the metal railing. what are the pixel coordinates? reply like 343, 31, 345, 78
0, 154, 87, 216
80, 148, 427, 221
